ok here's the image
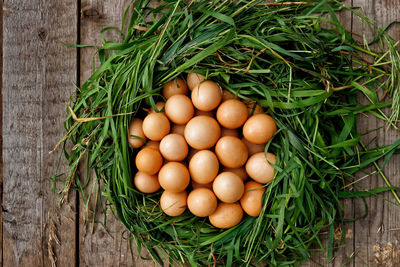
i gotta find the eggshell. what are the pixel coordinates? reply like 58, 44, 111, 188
143, 113, 170, 141
144, 141, 160, 151
134, 172, 160, 193
189, 150, 219, 184
159, 134, 188, 161
209, 202, 243, 229
158, 162, 190, 192
135, 147, 163, 175
213, 172, 244, 203
187, 188, 218, 217
149, 101, 165, 113
191, 180, 213, 190
243, 114, 277, 144
222, 167, 248, 181
191, 81, 222, 111
240, 181, 265, 216
184, 116, 221, 149
187, 148, 200, 162
245, 152, 276, 184
165, 94, 194, 124
246, 102, 264, 115
215, 136, 248, 168
163, 78, 188, 99
194, 109, 214, 117
216, 99, 248, 129
160, 190, 187, 217
242, 138, 265, 155
128, 118, 146, 148
221, 89, 235, 102
171, 124, 185, 136
221, 128, 239, 137
187, 73, 205, 91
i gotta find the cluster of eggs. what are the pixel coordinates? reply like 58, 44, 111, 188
128, 73, 277, 229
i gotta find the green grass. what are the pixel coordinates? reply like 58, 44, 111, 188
55, 0, 400, 266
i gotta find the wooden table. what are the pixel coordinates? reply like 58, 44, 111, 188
1, 1, 399, 266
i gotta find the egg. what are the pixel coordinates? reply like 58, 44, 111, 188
215, 136, 248, 168
128, 118, 146, 148
222, 167, 248, 181
187, 148, 200, 162
243, 114, 277, 144
240, 181, 265, 217
163, 78, 188, 99
144, 140, 160, 150
159, 134, 188, 161
133, 172, 160, 193
216, 99, 248, 129
242, 138, 265, 155
221, 89, 235, 102
184, 116, 221, 149
245, 152, 276, 184
213, 172, 244, 203
191, 180, 213, 190
221, 128, 239, 137
135, 147, 163, 175
209, 202, 243, 229
194, 109, 214, 117
158, 162, 190, 192
191, 81, 222, 111
149, 101, 165, 113
186, 73, 205, 91
171, 124, 185, 136
165, 94, 194, 124
187, 188, 218, 217
189, 150, 219, 184
160, 190, 187, 217
246, 102, 264, 115
142, 112, 170, 141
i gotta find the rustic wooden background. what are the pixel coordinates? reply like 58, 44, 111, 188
1, 0, 399, 266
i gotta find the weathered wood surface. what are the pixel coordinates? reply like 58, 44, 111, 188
1, 1, 399, 266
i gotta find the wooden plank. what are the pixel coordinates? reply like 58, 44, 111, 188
78, 1, 151, 266
351, 1, 400, 266
2, 0, 78, 266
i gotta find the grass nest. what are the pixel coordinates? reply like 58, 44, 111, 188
57, 0, 400, 266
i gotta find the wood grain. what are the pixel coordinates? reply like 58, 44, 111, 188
2, 0, 78, 266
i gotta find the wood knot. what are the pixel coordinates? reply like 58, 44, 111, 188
37, 28, 47, 41
81, 6, 102, 19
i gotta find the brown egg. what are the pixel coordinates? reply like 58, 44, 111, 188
128, 118, 146, 148
143, 113, 170, 141
191, 81, 222, 111
159, 134, 188, 161
148, 101, 165, 113
243, 114, 277, 144
246, 102, 264, 115
187, 188, 218, 217
145, 140, 160, 151
165, 94, 194, 124
213, 172, 244, 203
216, 99, 248, 129
215, 136, 248, 168
222, 167, 248, 181
245, 152, 276, 184
187, 148, 200, 162
191, 180, 213, 190
184, 116, 221, 149
160, 190, 187, 217
222, 89, 236, 102
134, 172, 160, 193
189, 150, 219, 184
209, 202, 243, 229
242, 138, 265, 155
171, 124, 185, 136
187, 73, 205, 91
158, 162, 190, 192
240, 181, 265, 217
135, 147, 163, 175
221, 128, 239, 137
194, 109, 214, 117
163, 78, 188, 99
